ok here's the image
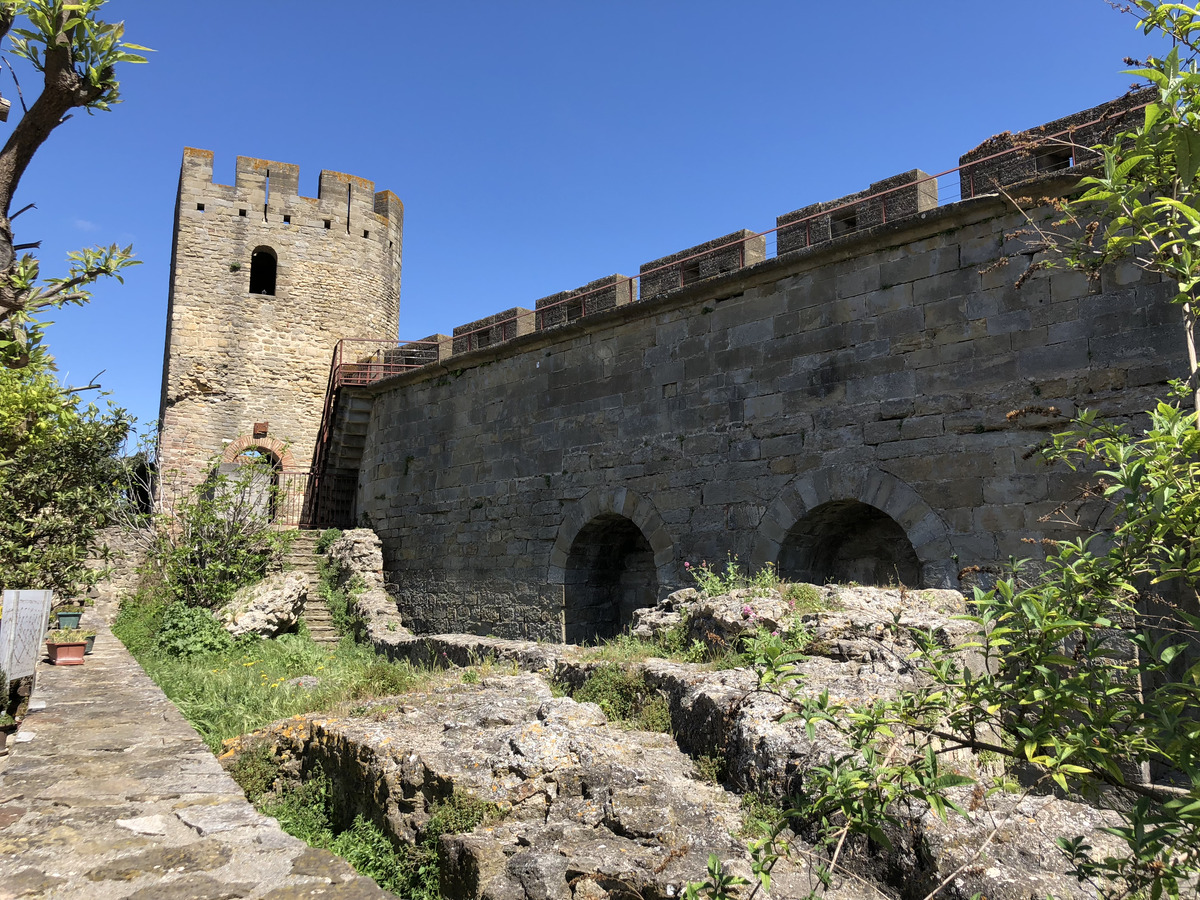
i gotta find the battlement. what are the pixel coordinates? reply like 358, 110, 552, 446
363, 89, 1147, 373
177, 148, 403, 236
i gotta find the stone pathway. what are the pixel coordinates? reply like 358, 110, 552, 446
0, 602, 396, 900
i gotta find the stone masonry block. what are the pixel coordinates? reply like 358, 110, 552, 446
535, 274, 635, 330
776, 170, 938, 255
958, 90, 1152, 199
384, 334, 450, 369
640, 230, 766, 300
452, 308, 535, 355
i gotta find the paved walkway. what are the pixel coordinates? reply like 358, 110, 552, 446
0, 602, 395, 900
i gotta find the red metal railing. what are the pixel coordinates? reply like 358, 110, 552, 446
316, 95, 1150, 394
300, 96, 1149, 527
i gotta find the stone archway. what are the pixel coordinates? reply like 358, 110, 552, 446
562, 514, 657, 644
220, 435, 295, 469
548, 488, 676, 643
751, 467, 954, 588
778, 499, 920, 586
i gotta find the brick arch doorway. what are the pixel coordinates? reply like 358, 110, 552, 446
219, 436, 296, 525
548, 488, 676, 644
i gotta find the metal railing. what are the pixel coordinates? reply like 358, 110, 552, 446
316, 96, 1149, 394
301, 95, 1149, 527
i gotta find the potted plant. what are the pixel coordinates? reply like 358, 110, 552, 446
55, 605, 84, 629
82, 629, 97, 655
45, 628, 88, 666
0, 712, 15, 755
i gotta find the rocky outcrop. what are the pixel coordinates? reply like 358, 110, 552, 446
230, 665, 1126, 900
220, 571, 308, 637
228, 674, 796, 900
226, 583, 1133, 900
325, 529, 413, 650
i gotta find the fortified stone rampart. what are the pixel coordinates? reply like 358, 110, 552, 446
336, 92, 1175, 642
157, 149, 402, 505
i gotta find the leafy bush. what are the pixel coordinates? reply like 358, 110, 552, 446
150, 461, 291, 610
155, 602, 232, 657
242, 761, 499, 900
315, 528, 343, 554
227, 739, 280, 802
574, 664, 672, 733
0, 360, 131, 595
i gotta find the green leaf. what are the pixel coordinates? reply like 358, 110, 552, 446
1177, 126, 1200, 185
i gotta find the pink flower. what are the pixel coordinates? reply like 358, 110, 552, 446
684, 561, 691, 569
741, 605, 755, 619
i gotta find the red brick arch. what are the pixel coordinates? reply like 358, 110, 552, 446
220, 435, 295, 469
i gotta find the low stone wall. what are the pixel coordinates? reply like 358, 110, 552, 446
86, 525, 150, 602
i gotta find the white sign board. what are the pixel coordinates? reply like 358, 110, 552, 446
0, 590, 53, 681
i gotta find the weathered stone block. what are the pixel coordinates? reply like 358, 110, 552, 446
535, 274, 635, 330
776, 169, 938, 255
639, 230, 766, 300
958, 90, 1152, 198
452, 308, 535, 354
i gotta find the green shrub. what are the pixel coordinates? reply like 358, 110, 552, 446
155, 602, 233, 656
254, 766, 498, 899
151, 461, 291, 610
315, 528, 343, 555
781, 581, 825, 613
574, 664, 672, 733
227, 739, 280, 802
686, 555, 781, 598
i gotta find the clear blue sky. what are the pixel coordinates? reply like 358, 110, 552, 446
13, 0, 1169, 431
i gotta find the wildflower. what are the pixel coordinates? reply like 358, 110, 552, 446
741, 605, 755, 619
684, 561, 691, 569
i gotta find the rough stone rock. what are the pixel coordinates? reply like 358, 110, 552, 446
116, 814, 171, 835
328, 529, 386, 593
230, 674, 769, 900
636, 583, 984, 675
175, 800, 271, 835
325, 529, 413, 651
220, 571, 308, 638
630, 588, 695, 640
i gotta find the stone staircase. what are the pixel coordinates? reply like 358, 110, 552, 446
285, 530, 339, 646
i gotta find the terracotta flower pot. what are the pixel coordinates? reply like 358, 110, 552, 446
46, 642, 86, 666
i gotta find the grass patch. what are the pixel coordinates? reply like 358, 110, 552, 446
113, 591, 427, 752
572, 664, 672, 733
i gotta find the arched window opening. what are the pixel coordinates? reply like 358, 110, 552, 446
564, 514, 657, 644
778, 500, 921, 588
249, 246, 277, 295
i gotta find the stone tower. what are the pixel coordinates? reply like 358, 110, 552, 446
157, 148, 402, 510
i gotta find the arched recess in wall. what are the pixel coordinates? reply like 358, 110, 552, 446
750, 467, 955, 589
548, 488, 676, 644
249, 246, 277, 295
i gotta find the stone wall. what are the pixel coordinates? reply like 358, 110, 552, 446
354, 188, 1178, 641
86, 525, 148, 603
157, 149, 403, 505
